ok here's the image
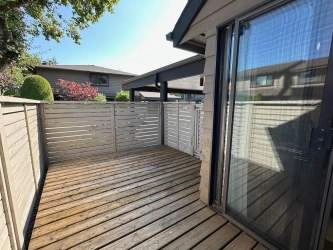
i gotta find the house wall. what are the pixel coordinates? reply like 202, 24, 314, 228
36, 69, 131, 99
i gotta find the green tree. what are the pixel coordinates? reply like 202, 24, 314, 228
10, 51, 42, 85
0, 0, 119, 70
0, 67, 14, 95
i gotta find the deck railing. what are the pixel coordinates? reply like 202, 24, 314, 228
0, 98, 203, 249
42, 102, 204, 163
42, 102, 162, 163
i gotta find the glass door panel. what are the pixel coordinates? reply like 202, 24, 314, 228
224, 0, 333, 249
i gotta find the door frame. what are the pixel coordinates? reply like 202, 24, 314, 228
210, 1, 333, 249
314, 36, 333, 250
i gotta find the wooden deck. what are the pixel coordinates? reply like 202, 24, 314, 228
29, 146, 266, 250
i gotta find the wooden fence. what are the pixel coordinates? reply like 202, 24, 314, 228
43, 102, 162, 163
231, 100, 320, 171
0, 99, 203, 250
164, 103, 204, 157
0, 97, 45, 250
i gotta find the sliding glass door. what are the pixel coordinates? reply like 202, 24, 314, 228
214, 0, 333, 249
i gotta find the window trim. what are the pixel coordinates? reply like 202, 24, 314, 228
252, 74, 274, 88
89, 73, 109, 87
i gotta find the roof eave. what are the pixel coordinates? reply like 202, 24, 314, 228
168, 0, 206, 53
35, 66, 136, 77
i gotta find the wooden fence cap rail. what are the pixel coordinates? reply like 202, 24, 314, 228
0, 96, 47, 104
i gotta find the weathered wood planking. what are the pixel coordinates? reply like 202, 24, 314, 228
0, 99, 45, 249
43, 102, 162, 163
164, 103, 203, 157
29, 146, 262, 250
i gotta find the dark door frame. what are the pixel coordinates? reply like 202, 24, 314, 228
209, 1, 333, 249
314, 36, 333, 250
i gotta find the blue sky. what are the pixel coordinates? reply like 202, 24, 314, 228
29, 0, 194, 74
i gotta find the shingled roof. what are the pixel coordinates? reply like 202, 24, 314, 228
35, 65, 136, 76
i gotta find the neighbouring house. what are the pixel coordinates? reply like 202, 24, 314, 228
235, 57, 328, 101
167, 0, 333, 249
34, 64, 136, 100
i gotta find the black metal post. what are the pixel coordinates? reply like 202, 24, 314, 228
129, 89, 135, 102
160, 81, 168, 102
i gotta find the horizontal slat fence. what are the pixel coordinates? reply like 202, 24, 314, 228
0, 97, 45, 249
115, 103, 161, 151
164, 103, 204, 157
43, 102, 161, 163
232, 101, 320, 171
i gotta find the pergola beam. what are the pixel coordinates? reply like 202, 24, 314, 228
122, 55, 205, 90
134, 86, 203, 95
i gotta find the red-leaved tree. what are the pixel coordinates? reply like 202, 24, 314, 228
55, 79, 98, 101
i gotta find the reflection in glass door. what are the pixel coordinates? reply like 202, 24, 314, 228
218, 0, 333, 249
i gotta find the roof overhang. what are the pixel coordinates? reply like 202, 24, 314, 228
122, 55, 205, 93
167, 0, 206, 54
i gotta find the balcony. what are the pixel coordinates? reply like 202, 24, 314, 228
0, 97, 265, 250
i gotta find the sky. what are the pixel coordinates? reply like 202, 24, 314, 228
29, 0, 195, 74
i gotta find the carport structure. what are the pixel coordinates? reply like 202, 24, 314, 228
122, 55, 205, 102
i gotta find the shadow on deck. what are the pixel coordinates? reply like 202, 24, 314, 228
29, 146, 265, 250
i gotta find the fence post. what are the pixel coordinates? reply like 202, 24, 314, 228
113, 103, 117, 152
190, 103, 196, 156
177, 103, 180, 150
193, 104, 198, 156
24, 104, 38, 191
0, 103, 21, 249
38, 103, 48, 170
160, 102, 164, 145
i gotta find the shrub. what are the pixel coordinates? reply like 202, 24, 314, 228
95, 93, 107, 103
55, 79, 98, 101
20, 75, 54, 101
115, 90, 129, 102
253, 94, 263, 101
4, 88, 19, 97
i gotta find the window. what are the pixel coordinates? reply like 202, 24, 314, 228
89, 73, 109, 86
254, 75, 273, 87
292, 69, 326, 85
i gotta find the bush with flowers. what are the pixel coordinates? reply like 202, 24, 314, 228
55, 79, 98, 101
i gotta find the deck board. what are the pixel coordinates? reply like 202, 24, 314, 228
29, 146, 262, 250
